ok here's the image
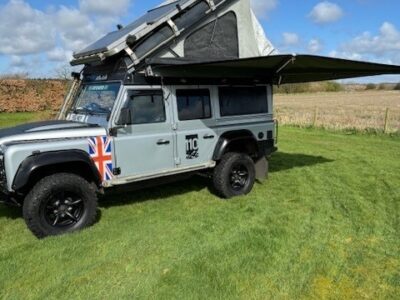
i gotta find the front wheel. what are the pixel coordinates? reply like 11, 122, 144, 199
213, 153, 256, 199
23, 173, 98, 239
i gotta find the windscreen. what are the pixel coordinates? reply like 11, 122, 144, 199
72, 83, 121, 115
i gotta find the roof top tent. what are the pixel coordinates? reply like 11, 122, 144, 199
71, 0, 275, 69
70, 0, 400, 85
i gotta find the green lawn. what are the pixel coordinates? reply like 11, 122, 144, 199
0, 111, 53, 128
0, 125, 399, 299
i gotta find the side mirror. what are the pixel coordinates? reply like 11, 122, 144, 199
117, 107, 132, 125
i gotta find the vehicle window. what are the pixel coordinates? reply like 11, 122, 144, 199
219, 87, 268, 117
126, 91, 166, 124
176, 89, 211, 121
73, 83, 121, 115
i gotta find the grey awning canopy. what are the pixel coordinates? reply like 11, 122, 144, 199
146, 54, 400, 84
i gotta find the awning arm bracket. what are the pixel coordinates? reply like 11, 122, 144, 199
276, 55, 296, 74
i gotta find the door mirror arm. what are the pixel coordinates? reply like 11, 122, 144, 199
109, 107, 131, 136
109, 124, 127, 137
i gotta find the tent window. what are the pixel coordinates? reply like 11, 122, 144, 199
219, 87, 268, 117
184, 12, 239, 59
177, 89, 212, 121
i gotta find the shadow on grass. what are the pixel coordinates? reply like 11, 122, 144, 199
101, 152, 333, 208
0, 206, 21, 220
100, 176, 209, 209
269, 152, 333, 173
0, 152, 333, 220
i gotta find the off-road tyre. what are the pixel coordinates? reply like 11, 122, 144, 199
213, 152, 256, 199
23, 173, 98, 239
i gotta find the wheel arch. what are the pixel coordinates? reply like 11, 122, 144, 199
213, 130, 260, 161
13, 150, 102, 195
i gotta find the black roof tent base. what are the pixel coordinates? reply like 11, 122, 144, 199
146, 54, 400, 84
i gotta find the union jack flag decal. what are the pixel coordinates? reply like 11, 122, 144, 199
88, 136, 113, 182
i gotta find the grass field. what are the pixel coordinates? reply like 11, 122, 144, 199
0, 111, 53, 128
0, 122, 399, 299
275, 90, 400, 133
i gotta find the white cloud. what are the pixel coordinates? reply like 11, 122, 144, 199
55, 6, 103, 52
0, 0, 125, 58
0, 0, 56, 55
282, 32, 300, 46
79, 0, 131, 16
308, 39, 323, 53
329, 22, 400, 66
0, 0, 132, 76
47, 47, 73, 62
10, 55, 27, 67
342, 22, 400, 56
7, 54, 42, 76
309, 2, 343, 24
251, 0, 278, 18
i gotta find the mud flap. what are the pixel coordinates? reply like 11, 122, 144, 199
255, 157, 269, 181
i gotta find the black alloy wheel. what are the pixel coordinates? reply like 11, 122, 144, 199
229, 163, 250, 191
23, 173, 98, 239
42, 191, 84, 228
213, 152, 256, 199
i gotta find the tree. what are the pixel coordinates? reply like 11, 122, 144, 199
54, 65, 73, 81
394, 83, 400, 90
365, 83, 376, 90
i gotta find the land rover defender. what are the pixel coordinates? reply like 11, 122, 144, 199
1, 0, 399, 238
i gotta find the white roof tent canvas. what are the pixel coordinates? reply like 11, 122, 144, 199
71, 0, 274, 68
71, 0, 400, 83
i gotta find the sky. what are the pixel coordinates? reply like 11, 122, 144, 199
0, 0, 399, 83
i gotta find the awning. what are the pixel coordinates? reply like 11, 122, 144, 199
146, 54, 400, 84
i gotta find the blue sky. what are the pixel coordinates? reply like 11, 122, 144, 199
0, 0, 399, 83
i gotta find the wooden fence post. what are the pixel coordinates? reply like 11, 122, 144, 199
384, 108, 390, 134
313, 107, 319, 128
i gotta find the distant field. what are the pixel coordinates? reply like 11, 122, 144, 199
275, 91, 400, 133
1, 127, 399, 299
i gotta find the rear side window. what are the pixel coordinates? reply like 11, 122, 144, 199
127, 90, 166, 124
219, 87, 268, 117
176, 89, 212, 121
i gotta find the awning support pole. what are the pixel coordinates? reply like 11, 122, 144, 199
276, 55, 296, 74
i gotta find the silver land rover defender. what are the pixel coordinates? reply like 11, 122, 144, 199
0, 64, 277, 238
2, 0, 399, 238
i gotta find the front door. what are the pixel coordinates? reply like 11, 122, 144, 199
170, 86, 218, 168
113, 88, 175, 178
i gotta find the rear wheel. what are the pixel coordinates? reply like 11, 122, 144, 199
23, 173, 98, 239
213, 152, 256, 199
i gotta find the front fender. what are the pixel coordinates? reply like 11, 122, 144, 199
12, 150, 101, 192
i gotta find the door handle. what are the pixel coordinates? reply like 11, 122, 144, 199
157, 139, 170, 145
203, 134, 215, 140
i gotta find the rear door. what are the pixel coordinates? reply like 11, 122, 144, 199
170, 86, 218, 168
